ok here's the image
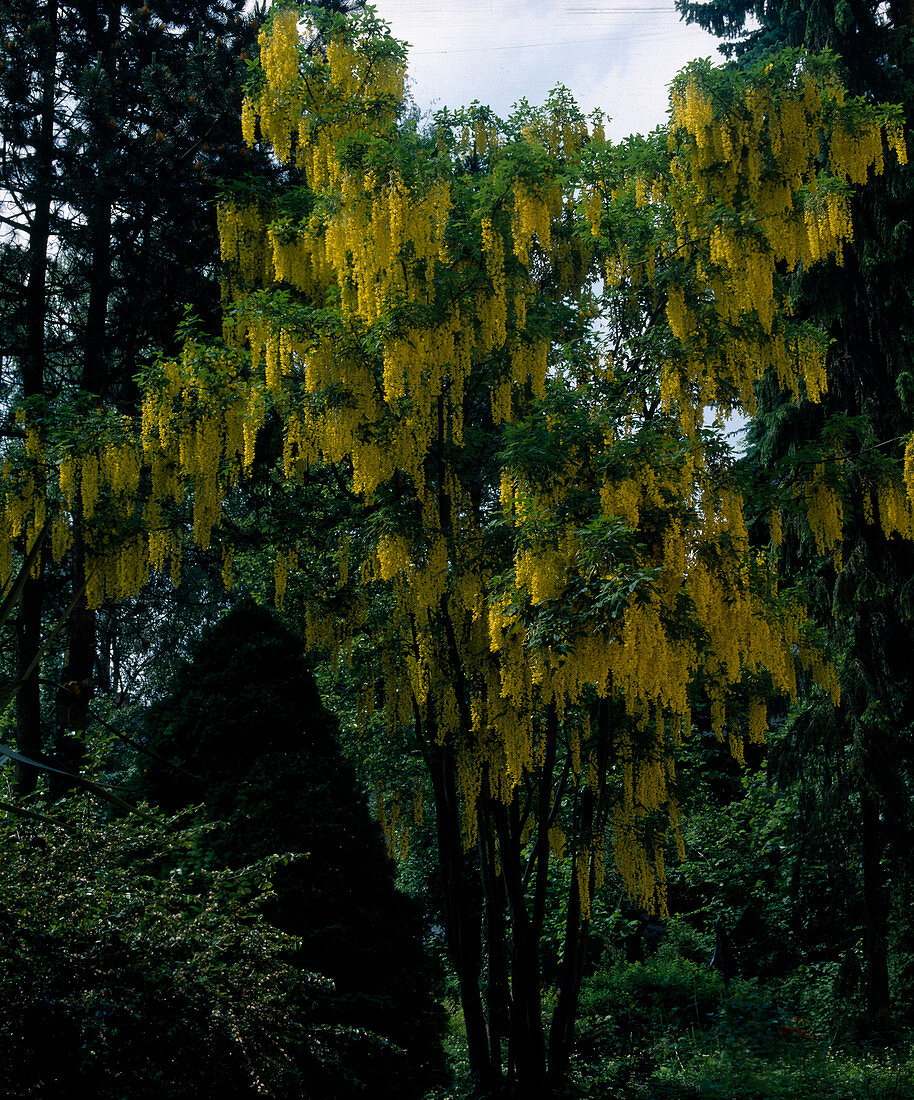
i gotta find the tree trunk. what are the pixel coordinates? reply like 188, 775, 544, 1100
429, 740, 495, 1095
83, 190, 112, 395
14, 577, 44, 792
861, 779, 891, 1024
491, 796, 548, 1097
55, 524, 94, 791
532, 708, 558, 939
550, 698, 611, 1079
62, 0, 120, 741
548, 784, 594, 1079
478, 804, 509, 1082
548, 858, 584, 1077
15, 0, 58, 790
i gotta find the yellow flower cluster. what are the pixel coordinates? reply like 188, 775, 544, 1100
612, 808, 669, 916
218, 203, 273, 287
878, 477, 914, 540
886, 124, 908, 166
904, 437, 914, 507
659, 61, 896, 434
512, 181, 557, 265
0, 417, 46, 585
514, 533, 576, 604
84, 531, 150, 608
804, 463, 844, 561
375, 781, 412, 860
516, 104, 592, 161
273, 549, 297, 608
829, 118, 885, 184
242, 10, 405, 182
793, 334, 828, 402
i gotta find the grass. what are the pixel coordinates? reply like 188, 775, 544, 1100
570, 929, 914, 1099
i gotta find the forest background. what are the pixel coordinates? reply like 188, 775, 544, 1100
1, 1, 914, 1098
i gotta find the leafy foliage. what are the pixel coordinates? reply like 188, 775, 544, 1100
682, 0, 914, 1027
573, 923, 914, 1100
0, 795, 370, 1099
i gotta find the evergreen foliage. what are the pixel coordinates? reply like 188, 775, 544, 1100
139, 599, 447, 1099
0, 0, 262, 400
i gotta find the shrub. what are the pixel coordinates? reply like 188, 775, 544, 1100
0, 798, 375, 1098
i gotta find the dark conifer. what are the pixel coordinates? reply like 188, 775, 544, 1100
139, 600, 447, 1099
678, 0, 914, 1026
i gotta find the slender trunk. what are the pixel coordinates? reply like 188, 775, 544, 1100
548, 851, 584, 1076
548, 784, 594, 1078
83, 189, 112, 395
111, 614, 121, 696
429, 740, 494, 1094
478, 801, 509, 1081
861, 780, 891, 1023
23, 0, 57, 401
96, 610, 112, 696
430, 460, 499, 1096
492, 796, 548, 1097
14, 577, 44, 792
83, 0, 115, 400
64, 2, 120, 737
532, 707, 558, 940
15, 0, 58, 790
549, 699, 609, 1080
56, 524, 94, 739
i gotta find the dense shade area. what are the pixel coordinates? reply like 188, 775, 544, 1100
140, 601, 447, 1098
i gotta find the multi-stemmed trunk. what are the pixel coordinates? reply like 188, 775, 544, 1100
429, 739, 495, 1095
428, 699, 605, 1097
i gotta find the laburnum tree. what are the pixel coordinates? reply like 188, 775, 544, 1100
679, 0, 914, 1025
1, 5, 906, 1095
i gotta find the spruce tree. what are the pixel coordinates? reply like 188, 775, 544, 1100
678, 0, 914, 1024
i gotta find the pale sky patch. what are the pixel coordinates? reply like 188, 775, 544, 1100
372, 0, 724, 139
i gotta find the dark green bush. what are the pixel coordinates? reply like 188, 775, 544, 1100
0, 798, 375, 1099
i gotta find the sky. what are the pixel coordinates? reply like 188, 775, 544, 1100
370, 0, 726, 140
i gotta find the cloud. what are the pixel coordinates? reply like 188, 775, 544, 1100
378, 0, 722, 136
